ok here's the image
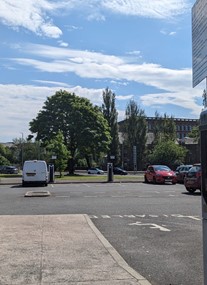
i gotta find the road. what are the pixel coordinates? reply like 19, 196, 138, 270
0, 182, 203, 285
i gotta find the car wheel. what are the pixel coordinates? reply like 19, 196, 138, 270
186, 187, 196, 194
144, 175, 149, 183
172, 181, 176, 185
153, 177, 156, 184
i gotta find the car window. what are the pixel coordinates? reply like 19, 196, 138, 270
189, 166, 201, 172
154, 165, 170, 171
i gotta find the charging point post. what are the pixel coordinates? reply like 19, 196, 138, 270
48, 164, 55, 183
107, 163, 113, 182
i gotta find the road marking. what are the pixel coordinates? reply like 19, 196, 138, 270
112, 215, 123, 218
124, 215, 136, 218
171, 214, 201, 221
89, 215, 98, 218
89, 214, 201, 221
129, 221, 171, 232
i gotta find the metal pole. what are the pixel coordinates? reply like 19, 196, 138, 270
200, 89, 207, 285
20, 132, 23, 169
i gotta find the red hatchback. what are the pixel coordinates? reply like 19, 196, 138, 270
144, 165, 177, 184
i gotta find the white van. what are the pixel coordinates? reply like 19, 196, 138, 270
22, 160, 48, 186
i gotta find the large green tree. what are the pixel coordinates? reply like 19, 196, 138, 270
102, 88, 120, 165
29, 90, 111, 173
123, 100, 147, 170
148, 140, 187, 169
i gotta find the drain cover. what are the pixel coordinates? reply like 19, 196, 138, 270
24, 191, 51, 197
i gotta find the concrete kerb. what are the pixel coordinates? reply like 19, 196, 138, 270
85, 214, 152, 285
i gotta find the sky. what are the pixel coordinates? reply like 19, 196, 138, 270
0, 0, 204, 142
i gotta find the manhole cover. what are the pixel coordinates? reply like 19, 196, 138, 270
24, 191, 51, 197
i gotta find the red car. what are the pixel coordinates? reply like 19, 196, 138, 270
144, 165, 177, 184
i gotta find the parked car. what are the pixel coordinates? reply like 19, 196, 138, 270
87, 167, 104, 174
0, 166, 18, 174
176, 164, 193, 183
113, 167, 128, 175
144, 165, 177, 184
184, 164, 201, 193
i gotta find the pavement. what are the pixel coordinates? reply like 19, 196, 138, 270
0, 214, 151, 285
0, 178, 151, 285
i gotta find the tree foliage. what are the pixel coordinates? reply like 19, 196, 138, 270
0, 144, 17, 165
152, 112, 176, 144
29, 90, 111, 173
188, 126, 200, 143
46, 131, 69, 177
148, 140, 187, 168
123, 100, 147, 170
102, 88, 120, 165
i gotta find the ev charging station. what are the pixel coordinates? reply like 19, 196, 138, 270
200, 108, 207, 284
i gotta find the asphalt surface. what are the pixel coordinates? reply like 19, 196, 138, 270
0, 177, 151, 285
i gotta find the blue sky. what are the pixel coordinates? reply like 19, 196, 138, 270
0, 0, 204, 142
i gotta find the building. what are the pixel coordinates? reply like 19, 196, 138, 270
146, 117, 199, 142
118, 117, 200, 169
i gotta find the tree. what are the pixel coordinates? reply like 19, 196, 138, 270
0, 144, 12, 165
46, 131, 69, 177
152, 112, 176, 144
123, 100, 147, 170
102, 88, 120, 165
148, 140, 187, 169
188, 126, 200, 143
29, 90, 111, 174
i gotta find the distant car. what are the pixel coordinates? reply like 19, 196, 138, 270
113, 167, 128, 175
144, 165, 177, 184
175, 165, 184, 175
87, 167, 104, 174
184, 164, 201, 193
176, 165, 193, 183
1, 166, 18, 174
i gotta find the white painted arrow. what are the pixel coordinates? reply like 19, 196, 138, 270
129, 221, 171, 232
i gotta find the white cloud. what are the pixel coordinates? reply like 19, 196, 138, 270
58, 40, 69, 47
101, 0, 190, 19
160, 29, 177, 36
0, 0, 62, 38
0, 0, 191, 39
0, 84, 106, 142
6, 43, 203, 122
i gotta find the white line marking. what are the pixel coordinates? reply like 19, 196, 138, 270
101, 215, 111, 219
129, 221, 171, 232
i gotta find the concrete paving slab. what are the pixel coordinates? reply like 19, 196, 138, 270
0, 214, 151, 285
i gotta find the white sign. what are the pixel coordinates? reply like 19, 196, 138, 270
192, 0, 207, 87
